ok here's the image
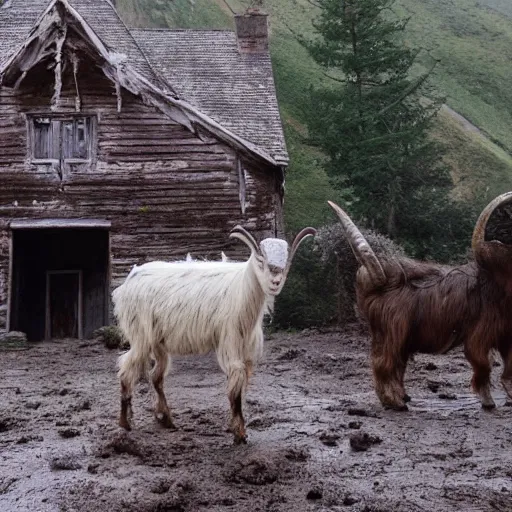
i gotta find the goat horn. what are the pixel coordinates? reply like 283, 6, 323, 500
328, 201, 386, 287
288, 227, 317, 264
280, 227, 317, 287
229, 225, 261, 255
472, 191, 512, 252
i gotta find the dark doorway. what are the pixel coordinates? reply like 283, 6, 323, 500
46, 271, 82, 339
10, 228, 109, 341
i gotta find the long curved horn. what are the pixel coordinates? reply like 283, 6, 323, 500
328, 200, 386, 287
288, 227, 317, 264
280, 227, 317, 286
230, 225, 261, 255
472, 191, 512, 252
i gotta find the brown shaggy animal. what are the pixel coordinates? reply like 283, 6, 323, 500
329, 192, 512, 410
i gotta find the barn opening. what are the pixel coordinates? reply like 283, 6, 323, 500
9, 222, 110, 341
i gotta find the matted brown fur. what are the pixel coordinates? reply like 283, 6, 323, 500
357, 240, 512, 410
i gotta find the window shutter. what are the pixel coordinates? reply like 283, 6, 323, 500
62, 118, 91, 161
75, 118, 89, 160
30, 116, 95, 172
32, 118, 60, 162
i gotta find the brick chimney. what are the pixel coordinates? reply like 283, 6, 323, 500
234, 8, 269, 53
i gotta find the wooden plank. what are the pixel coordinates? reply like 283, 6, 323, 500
10, 219, 111, 229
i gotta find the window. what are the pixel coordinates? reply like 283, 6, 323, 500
30, 116, 96, 170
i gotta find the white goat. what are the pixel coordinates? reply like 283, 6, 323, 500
113, 225, 315, 443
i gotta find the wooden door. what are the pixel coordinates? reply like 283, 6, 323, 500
46, 271, 83, 340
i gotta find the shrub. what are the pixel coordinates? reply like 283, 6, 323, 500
315, 223, 405, 322
273, 223, 404, 329
93, 326, 129, 350
272, 241, 336, 329
0, 331, 28, 351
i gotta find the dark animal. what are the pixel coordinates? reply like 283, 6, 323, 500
329, 193, 512, 410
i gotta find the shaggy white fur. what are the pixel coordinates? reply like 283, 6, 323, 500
115, 258, 266, 396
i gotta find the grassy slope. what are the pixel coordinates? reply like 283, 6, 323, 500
396, 0, 512, 204
436, 108, 512, 203
117, 0, 512, 230
399, 0, 512, 151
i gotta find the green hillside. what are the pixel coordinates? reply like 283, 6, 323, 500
399, 1, 512, 151
117, 0, 512, 231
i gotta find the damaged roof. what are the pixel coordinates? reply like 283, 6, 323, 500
0, 0, 288, 165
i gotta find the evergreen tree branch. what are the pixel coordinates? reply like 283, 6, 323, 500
322, 72, 347, 83
376, 61, 439, 118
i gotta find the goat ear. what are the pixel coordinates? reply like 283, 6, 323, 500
230, 225, 261, 255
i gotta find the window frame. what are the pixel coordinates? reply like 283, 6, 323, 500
27, 114, 97, 171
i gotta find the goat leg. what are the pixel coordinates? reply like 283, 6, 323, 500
151, 345, 175, 429
227, 363, 248, 444
372, 342, 408, 411
465, 344, 495, 409
152, 372, 175, 429
498, 342, 512, 401
230, 391, 247, 444
119, 381, 134, 430
400, 363, 411, 403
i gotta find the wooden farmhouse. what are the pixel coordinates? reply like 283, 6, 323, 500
0, 0, 288, 341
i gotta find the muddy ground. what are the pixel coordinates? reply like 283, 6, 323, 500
1, 326, 512, 512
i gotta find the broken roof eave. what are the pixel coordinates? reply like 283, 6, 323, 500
0, 1, 62, 86
0, 0, 288, 168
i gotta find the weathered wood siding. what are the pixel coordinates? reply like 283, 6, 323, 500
0, 62, 282, 331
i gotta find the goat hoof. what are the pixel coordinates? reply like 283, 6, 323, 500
156, 413, 176, 429
119, 418, 132, 431
384, 403, 408, 412
481, 401, 496, 410
403, 394, 411, 403
233, 433, 248, 445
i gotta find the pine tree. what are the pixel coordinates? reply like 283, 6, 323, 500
304, 0, 474, 260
